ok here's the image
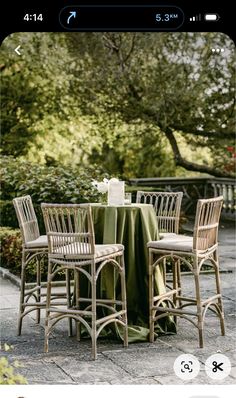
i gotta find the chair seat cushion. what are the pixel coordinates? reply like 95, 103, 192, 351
95, 244, 124, 258
53, 242, 124, 258
147, 234, 193, 252
159, 232, 177, 239
25, 235, 48, 248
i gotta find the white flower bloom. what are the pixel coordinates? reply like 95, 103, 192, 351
92, 178, 120, 194
91, 180, 98, 188
96, 182, 108, 193
109, 178, 119, 183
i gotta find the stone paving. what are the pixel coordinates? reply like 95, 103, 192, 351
0, 222, 235, 385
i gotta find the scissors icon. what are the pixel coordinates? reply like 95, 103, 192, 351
212, 361, 224, 372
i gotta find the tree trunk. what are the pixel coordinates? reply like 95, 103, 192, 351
164, 128, 234, 178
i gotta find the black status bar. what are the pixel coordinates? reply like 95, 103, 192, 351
0, 4, 235, 43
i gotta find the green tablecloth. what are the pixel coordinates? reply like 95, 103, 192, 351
91, 203, 176, 342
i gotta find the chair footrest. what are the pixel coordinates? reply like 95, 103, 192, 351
23, 299, 70, 308
153, 289, 178, 301
77, 298, 124, 305
152, 306, 197, 316
96, 310, 126, 325
24, 285, 41, 295
48, 307, 92, 316
47, 307, 126, 324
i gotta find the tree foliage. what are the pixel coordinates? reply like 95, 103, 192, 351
1, 32, 235, 177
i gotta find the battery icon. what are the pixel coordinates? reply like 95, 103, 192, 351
204, 13, 219, 21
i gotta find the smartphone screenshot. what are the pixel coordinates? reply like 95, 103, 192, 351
0, 1, 235, 398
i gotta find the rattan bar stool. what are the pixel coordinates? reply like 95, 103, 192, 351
137, 191, 183, 293
148, 196, 225, 348
41, 203, 128, 360
13, 195, 71, 336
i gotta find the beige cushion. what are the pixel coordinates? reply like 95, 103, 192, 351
25, 235, 48, 248
53, 242, 124, 258
95, 244, 124, 258
147, 235, 193, 252
159, 232, 177, 239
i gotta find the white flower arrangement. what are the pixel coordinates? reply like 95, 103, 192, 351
91, 178, 109, 193
92, 178, 124, 205
91, 178, 120, 193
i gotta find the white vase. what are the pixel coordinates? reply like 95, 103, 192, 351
108, 180, 125, 206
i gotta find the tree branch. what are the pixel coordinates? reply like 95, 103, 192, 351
102, 33, 141, 100
174, 128, 234, 139
0, 63, 6, 72
102, 34, 119, 53
123, 33, 136, 64
164, 128, 234, 178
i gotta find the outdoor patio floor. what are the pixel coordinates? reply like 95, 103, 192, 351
0, 222, 235, 385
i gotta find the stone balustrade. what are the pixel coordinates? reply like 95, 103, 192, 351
129, 177, 235, 219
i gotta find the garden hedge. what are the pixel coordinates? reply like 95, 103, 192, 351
0, 156, 108, 278
0, 227, 22, 278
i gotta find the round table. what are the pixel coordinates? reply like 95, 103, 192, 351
90, 203, 176, 341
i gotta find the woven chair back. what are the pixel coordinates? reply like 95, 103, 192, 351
13, 195, 40, 244
41, 204, 95, 259
193, 196, 223, 252
136, 191, 183, 234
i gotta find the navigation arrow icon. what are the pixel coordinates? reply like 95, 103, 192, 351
67, 11, 77, 25
15, 45, 21, 55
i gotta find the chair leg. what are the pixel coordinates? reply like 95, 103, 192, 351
17, 250, 26, 335
44, 261, 52, 353
36, 256, 41, 324
176, 259, 182, 306
66, 269, 73, 337
172, 260, 178, 326
75, 269, 81, 341
91, 261, 97, 360
193, 262, 204, 348
163, 257, 167, 287
213, 250, 225, 336
149, 250, 155, 343
120, 254, 128, 347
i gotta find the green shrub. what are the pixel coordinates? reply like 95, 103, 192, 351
0, 200, 19, 229
0, 227, 46, 281
0, 344, 27, 385
0, 155, 107, 228
0, 227, 22, 277
0, 200, 47, 232
0, 227, 67, 282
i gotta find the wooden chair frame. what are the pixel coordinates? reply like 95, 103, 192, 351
41, 203, 128, 360
148, 196, 225, 348
13, 195, 71, 335
137, 191, 183, 295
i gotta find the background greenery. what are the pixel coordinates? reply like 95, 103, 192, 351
0, 155, 106, 226
1, 32, 235, 178
0, 32, 235, 276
